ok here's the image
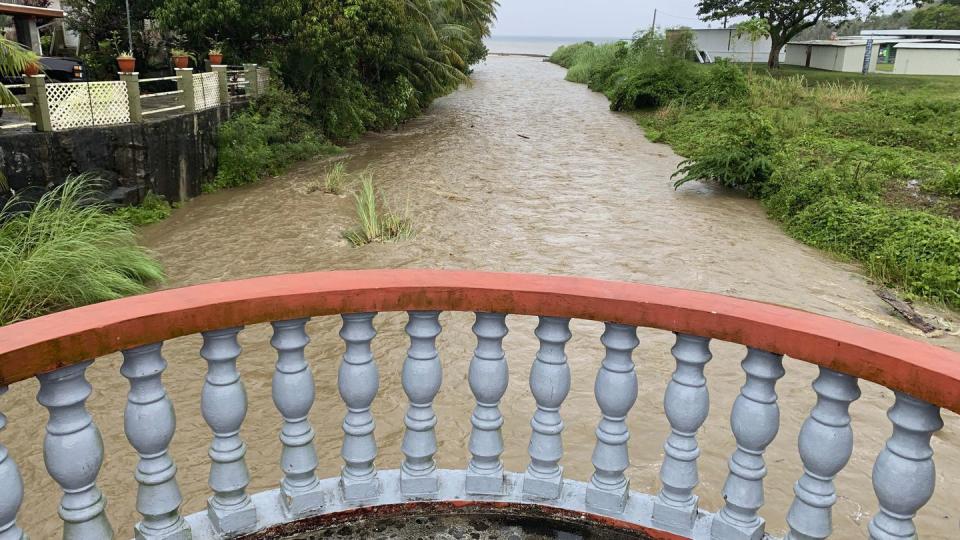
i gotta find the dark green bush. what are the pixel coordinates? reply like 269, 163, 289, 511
789, 198, 960, 307
671, 112, 778, 196
209, 86, 339, 191
688, 60, 749, 108
606, 59, 701, 110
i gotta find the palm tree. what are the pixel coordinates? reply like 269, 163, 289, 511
736, 17, 771, 75
0, 36, 39, 111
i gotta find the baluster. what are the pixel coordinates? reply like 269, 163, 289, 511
37, 362, 114, 539
711, 348, 785, 540
867, 392, 943, 540
400, 311, 443, 497
786, 368, 861, 540
653, 334, 713, 532
200, 328, 257, 534
339, 313, 381, 501
121, 344, 190, 540
271, 318, 325, 516
523, 316, 572, 500
0, 387, 26, 540
466, 312, 510, 495
586, 323, 639, 513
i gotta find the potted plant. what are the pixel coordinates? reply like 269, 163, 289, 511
208, 47, 223, 65
171, 48, 192, 69
116, 51, 136, 73
23, 61, 41, 76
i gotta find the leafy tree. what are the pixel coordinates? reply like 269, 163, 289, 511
910, 3, 960, 28
697, 0, 892, 67
735, 17, 771, 72
64, 0, 165, 77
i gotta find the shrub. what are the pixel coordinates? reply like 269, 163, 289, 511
113, 192, 172, 226
672, 112, 779, 196
208, 85, 339, 192
0, 176, 164, 326
688, 60, 749, 108
789, 198, 960, 307
607, 58, 701, 110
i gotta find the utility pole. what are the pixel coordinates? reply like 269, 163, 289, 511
651, 9, 657, 33
125, 0, 134, 53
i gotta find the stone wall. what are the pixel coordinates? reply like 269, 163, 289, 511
0, 104, 233, 205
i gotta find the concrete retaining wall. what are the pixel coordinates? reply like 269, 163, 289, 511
0, 104, 234, 205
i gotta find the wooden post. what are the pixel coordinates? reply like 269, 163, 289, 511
24, 75, 51, 132
120, 72, 142, 123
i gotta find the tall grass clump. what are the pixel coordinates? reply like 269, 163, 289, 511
748, 75, 808, 109
344, 174, 413, 247
307, 161, 350, 195
815, 80, 871, 109
0, 176, 164, 326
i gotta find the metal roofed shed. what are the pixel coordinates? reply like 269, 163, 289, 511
892, 41, 960, 76
785, 29, 960, 75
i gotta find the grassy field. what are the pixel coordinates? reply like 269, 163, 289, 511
550, 39, 960, 309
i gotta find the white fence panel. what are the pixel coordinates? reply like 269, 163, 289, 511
47, 81, 130, 131
193, 72, 221, 111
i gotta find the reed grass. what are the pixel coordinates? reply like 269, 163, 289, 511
0, 175, 164, 326
344, 174, 413, 246
815, 80, 872, 109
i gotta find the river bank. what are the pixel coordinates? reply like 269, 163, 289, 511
549, 39, 960, 313
3, 55, 958, 538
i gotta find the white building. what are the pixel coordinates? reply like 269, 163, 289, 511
784, 29, 960, 76
686, 28, 786, 63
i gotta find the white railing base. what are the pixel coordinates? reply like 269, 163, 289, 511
181, 469, 727, 540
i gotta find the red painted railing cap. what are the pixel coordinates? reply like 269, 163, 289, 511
1, 269, 958, 413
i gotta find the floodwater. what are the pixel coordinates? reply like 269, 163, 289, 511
5, 55, 960, 539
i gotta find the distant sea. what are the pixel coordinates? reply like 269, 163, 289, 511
485, 35, 629, 57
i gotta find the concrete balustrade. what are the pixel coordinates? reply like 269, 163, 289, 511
0, 270, 955, 540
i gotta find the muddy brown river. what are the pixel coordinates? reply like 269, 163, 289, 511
5, 56, 960, 539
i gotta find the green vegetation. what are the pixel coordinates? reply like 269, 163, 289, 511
307, 162, 350, 195
154, 0, 497, 141
0, 176, 164, 326
344, 174, 414, 247
207, 86, 340, 192
114, 192, 173, 226
551, 34, 960, 308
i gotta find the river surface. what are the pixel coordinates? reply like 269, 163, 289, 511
5, 55, 960, 539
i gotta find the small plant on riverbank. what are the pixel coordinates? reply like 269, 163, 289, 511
114, 192, 172, 226
344, 174, 413, 247
0, 176, 164, 326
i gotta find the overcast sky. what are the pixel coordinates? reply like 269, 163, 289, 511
491, 0, 706, 38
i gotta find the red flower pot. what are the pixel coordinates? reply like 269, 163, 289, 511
208, 53, 223, 65
117, 57, 136, 73
173, 55, 190, 69
23, 62, 40, 76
